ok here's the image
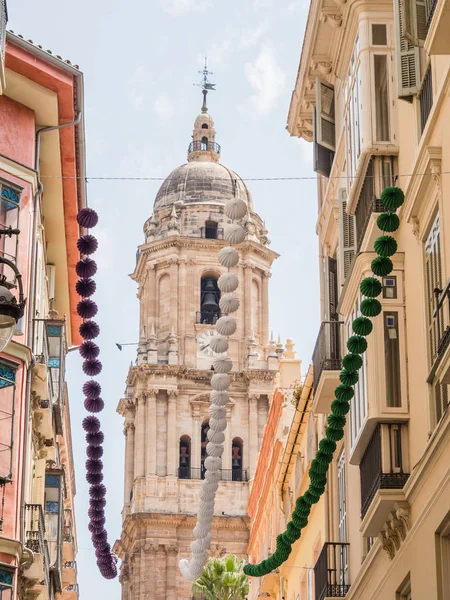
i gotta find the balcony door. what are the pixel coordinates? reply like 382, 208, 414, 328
327, 257, 340, 362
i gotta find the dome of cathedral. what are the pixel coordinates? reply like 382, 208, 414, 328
154, 161, 253, 211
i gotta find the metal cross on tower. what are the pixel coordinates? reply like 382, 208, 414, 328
194, 57, 216, 113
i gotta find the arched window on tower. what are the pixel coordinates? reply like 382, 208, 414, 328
199, 275, 220, 325
179, 436, 191, 479
204, 220, 218, 240
201, 420, 210, 479
201, 123, 209, 129
201, 136, 208, 150
232, 438, 243, 481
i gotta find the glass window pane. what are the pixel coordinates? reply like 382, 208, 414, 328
372, 24, 387, 45
374, 55, 390, 141
384, 312, 402, 407
0, 363, 16, 481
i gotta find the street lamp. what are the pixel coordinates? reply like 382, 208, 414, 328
0, 254, 26, 352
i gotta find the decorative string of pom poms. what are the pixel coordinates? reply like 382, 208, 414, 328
75, 207, 118, 580
179, 196, 248, 581
243, 185, 405, 577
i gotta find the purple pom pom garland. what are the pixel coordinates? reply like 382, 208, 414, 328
75, 206, 117, 579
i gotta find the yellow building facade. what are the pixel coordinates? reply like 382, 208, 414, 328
249, 1, 450, 599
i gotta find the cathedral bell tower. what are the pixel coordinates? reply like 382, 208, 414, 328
115, 76, 279, 599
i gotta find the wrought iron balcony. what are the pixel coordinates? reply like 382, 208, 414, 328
312, 320, 343, 393
427, 281, 450, 382
425, 0, 438, 32
24, 503, 50, 587
178, 467, 249, 482
354, 159, 389, 252
188, 140, 221, 156
360, 424, 409, 519
419, 65, 433, 135
314, 542, 350, 600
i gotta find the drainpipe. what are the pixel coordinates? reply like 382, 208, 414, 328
20, 112, 82, 547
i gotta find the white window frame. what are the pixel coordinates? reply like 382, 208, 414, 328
348, 297, 368, 449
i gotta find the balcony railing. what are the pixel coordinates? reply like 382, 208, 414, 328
314, 542, 350, 600
425, 0, 438, 32
354, 159, 389, 252
196, 311, 220, 325
419, 65, 433, 134
63, 508, 74, 543
427, 281, 450, 382
25, 503, 50, 587
178, 467, 249, 482
188, 140, 221, 156
199, 226, 224, 240
312, 321, 343, 391
360, 424, 409, 518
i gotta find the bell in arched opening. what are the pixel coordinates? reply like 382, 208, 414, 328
200, 277, 220, 324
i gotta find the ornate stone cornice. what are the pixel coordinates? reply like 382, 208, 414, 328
132, 238, 279, 281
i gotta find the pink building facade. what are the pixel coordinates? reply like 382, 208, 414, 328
0, 5, 85, 598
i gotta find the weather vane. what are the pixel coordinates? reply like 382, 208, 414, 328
194, 57, 216, 113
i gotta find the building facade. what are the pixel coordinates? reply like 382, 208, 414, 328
114, 102, 279, 599
246, 1, 450, 599
0, 16, 84, 600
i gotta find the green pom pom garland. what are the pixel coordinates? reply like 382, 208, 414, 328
243, 186, 404, 578
352, 316, 373, 336
380, 186, 404, 210
371, 256, 393, 277
360, 277, 382, 298
347, 335, 368, 354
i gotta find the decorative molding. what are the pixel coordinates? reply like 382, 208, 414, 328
379, 503, 410, 560
320, 8, 342, 27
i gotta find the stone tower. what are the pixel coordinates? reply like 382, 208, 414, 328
115, 98, 279, 599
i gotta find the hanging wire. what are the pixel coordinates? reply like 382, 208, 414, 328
37, 171, 450, 183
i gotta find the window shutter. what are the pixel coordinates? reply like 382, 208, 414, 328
339, 188, 356, 281
316, 78, 336, 151
327, 257, 339, 321
402, 0, 426, 46
32, 458, 46, 509
395, 0, 421, 97
313, 108, 335, 178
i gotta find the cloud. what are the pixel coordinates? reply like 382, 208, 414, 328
153, 93, 174, 121
286, 0, 306, 12
240, 22, 269, 49
200, 40, 233, 69
160, 0, 211, 16
243, 44, 286, 117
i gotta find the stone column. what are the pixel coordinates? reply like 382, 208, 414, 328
178, 259, 187, 356
223, 409, 232, 471
134, 394, 146, 478
155, 545, 167, 600
261, 271, 270, 347
145, 544, 157, 597
124, 422, 135, 503
244, 263, 252, 339
147, 264, 157, 333
119, 562, 130, 599
192, 415, 201, 469
248, 395, 259, 477
146, 389, 157, 476
166, 390, 178, 476
166, 546, 178, 600
169, 258, 179, 333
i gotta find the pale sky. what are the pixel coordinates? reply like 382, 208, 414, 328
11, 1, 318, 596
